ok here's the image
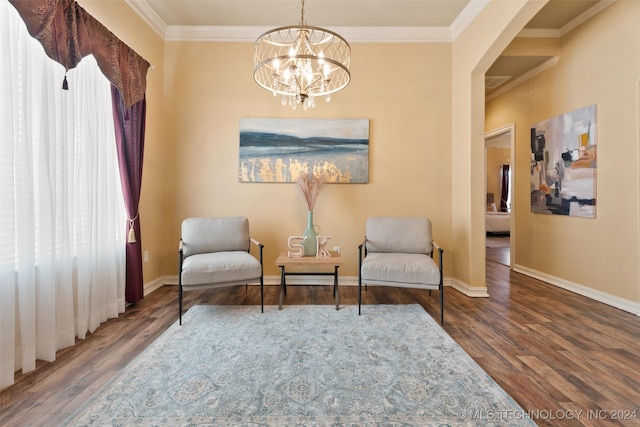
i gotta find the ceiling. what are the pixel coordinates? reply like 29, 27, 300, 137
126, 0, 613, 97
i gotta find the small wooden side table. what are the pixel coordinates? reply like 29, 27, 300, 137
275, 251, 342, 310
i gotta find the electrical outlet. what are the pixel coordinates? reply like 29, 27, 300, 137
333, 246, 341, 254
143, 251, 149, 263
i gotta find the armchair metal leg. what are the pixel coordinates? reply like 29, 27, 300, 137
440, 286, 444, 325
438, 247, 444, 325
179, 284, 183, 325
260, 278, 264, 313
358, 243, 363, 315
178, 250, 184, 325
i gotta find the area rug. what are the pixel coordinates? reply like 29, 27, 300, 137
65, 304, 535, 426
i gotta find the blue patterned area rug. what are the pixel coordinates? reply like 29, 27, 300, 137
66, 304, 535, 426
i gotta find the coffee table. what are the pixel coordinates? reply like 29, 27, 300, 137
275, 251, 342, 310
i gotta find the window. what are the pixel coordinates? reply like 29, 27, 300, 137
0, 1, 126, 389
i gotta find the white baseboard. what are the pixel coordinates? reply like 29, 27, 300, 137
261, 275, 462, 289
149, 275, 455, 290
149, 275, 334, 288
513, 264, 640, 316
163, 275, 178, 286
449, 277, 490, 297
143, 276, 166, 296
150, 268, 640, 316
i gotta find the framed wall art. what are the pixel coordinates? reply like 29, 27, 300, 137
530, 104, 597, 217
239, 118, 369, 183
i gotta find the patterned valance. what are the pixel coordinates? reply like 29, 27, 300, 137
8, 0, 150, 106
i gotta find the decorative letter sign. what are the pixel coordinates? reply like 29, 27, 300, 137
287, 236, 304, 257
316, 236, 331, 258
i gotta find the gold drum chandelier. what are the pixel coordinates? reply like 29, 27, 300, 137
253, 0, 351, 110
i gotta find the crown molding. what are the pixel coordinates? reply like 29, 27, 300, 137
165, 26, 262, 42
125, 0, 166, 39
450, 0, 489, 40
517, 28, 561, 38
127, 0, 615, 43
518, 0, 615, 39
125, 0, 472, 43
558, 0, 615, 37
164, 25, 454, 43
333, 26, 453, 43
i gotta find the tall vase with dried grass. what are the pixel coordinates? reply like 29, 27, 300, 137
296, 173, 325, 256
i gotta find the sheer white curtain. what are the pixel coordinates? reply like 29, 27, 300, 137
0, 2, 126, 389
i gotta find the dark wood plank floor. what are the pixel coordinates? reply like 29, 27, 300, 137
486, 246, 510, 266
2, 256, 640, 426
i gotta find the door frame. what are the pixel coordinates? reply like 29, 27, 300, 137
485, 123, 515, 268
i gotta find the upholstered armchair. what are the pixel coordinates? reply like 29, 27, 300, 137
178, 217, 264, 325
358, 216, 444, 324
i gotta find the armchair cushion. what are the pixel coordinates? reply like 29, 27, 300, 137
361, 253, 441, 286
182, 217, 250, 257
365, 217, 432, 254
181, 251, 262, 287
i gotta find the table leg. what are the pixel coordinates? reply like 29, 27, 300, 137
278, 265, 285, 310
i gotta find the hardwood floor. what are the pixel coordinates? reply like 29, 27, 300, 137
2, 260, 640, 426
486, 246, 510, 266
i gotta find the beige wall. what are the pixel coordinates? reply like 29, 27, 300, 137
77, 0, 639, 309
77, 0, 458, 286
486, 0, 640, 304
165, 42, 454, 277
76, 0, 528, 292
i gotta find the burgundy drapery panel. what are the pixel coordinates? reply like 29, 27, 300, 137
112, 87, 146, 303
7, 0, 149, 107
9, 0, 149, 302
500, 164, 510, 212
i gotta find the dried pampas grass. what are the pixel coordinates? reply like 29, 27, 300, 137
296, 173, 326, 211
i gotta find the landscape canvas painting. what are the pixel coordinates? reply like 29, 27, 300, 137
530, 104, 597, 217
239, 118, 369, 183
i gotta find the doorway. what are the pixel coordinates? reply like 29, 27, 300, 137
485, 124, 515, 268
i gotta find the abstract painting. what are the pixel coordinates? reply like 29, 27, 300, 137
239, 118, 369, 183
530, 105, 597, 217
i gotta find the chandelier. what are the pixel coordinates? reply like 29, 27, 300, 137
253, 0, 351, 110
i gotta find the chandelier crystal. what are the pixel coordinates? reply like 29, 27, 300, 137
253, 0, 351, 110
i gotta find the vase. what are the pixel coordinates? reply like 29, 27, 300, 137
302, 210, 318, 256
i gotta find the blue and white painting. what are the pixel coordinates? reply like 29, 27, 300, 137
239, 118, 369, 183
